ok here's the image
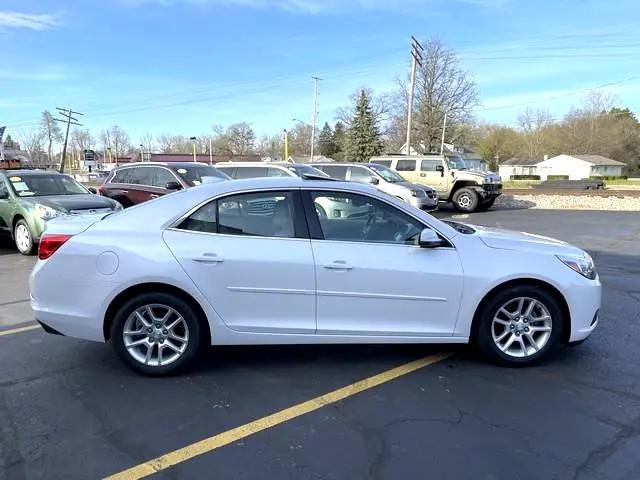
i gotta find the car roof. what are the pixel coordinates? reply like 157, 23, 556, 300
313, 162, 375, 167
0, 169, 60, 176
114, 162, 216, 169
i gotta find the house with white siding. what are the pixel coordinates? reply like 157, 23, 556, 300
499, 154, 626, 180
537, 155, 625, 179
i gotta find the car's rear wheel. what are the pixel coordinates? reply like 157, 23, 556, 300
14, 220, 34, 255
475, 285, 565, 366
452, 188, 479, 212
111, 293, 204, 376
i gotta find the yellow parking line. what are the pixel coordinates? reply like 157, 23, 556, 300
0, 324, 41, 337
105, 351, 453, 480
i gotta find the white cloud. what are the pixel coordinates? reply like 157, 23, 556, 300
124, 0, 509, 14
0, 11, 60, 31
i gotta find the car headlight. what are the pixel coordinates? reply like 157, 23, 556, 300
410, 189, 425, 197
35, 203, 64, 220
557, 253, 596, 280
484, 175, 501, 184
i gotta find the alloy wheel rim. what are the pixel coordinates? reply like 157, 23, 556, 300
491, 297, 552, 358
458, 194, 472, 208
15, 225, 30, 252
123, 304, 189, 367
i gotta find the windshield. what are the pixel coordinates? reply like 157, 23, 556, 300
446, 156, 467, 170
7, 174, 89, 197
367, 163, 405, 183
286, 164, 329, 177
174, 165, 230, 186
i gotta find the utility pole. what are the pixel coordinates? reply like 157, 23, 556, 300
440, 111, 448, 155
54, 107, 83, 173
405, 36, 423, 155
209, 137, 213, 165
310, 76, 322, 162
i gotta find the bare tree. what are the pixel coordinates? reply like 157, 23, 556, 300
518, 107, 553, 160
109, 125, 131, 162
39, 110, 62, 164
391, 39, 479, 152
139, 132, 155, 155
226, 123, 255, 154
17, 129, 46, 166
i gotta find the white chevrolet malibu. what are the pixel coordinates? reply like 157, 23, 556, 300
30, 177, 600, 375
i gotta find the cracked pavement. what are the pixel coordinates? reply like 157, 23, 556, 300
1, 209, 639, 479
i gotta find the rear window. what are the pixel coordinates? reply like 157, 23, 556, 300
172, 165, 229, 185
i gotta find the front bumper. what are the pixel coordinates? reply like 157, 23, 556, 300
566, 275, 601, 342
480, 184, 502, 199
409, 195, 439, 212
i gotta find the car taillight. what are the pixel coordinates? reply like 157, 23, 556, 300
38, 234, 72, 260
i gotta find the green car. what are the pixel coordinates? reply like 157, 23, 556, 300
0, 169, 122, 255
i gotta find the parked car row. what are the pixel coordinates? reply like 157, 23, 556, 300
0, 169, 122, 255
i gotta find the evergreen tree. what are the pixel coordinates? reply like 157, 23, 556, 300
332, 122, 346, 160
345, 90, 384, 162
317, 122, 337, 157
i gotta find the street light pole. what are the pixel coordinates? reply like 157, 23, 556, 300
440, 111, 448, 155
139, 144, 144, 162
310, 76, 321, 162
190, 136, 197, 163
209, 137, 213, 165
283, 129, 289, 162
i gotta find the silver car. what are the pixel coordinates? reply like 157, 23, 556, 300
313, 163, 438, 212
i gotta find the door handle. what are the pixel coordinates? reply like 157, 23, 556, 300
150, 194, 159, 199
420, 173, 426, 177
192, 253, 224, 264
323, 260, 353, 270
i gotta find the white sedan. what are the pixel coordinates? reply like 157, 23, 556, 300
30, 177, 600, 375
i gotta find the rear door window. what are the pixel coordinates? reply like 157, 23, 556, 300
153, 168, 178, 188
111, 168, 133, 184
370, 159, 392, 168
317, 165, 348, 180
127, 167, 154, 186
396, 159, 418, 172
348, 166, 375, 183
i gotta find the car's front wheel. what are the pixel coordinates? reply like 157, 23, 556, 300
14, 219, 35, 255
475, 285, 565, 366
452, 188, 479, 212
111, 293, 204, 376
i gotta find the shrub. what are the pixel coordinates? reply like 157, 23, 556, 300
589, 175, 628, 180
510, 175, 540, 180
547, 175, 569, 181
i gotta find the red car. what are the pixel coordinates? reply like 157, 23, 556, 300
99, 162, 229, 207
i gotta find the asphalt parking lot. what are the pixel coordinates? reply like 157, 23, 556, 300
1, 208, 640, 480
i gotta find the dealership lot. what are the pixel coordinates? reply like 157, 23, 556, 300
1, 208, 640, 479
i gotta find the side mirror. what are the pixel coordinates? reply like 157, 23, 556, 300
165, 181, 183, 191
435, 165, 445, 177
88, 187, 97, 194
419, 228, 444, 248
369, 177, 380, 185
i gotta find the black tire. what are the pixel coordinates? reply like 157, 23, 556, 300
475, 285, 565, 366
452, 188, 479, 212
315, 203, 327, 219
14, 219, 35, 255
110, 292, 205, 376
477, 198, 496, 211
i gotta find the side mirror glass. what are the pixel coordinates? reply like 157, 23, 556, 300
165, 181, 183, 191
369, 177, 380, 185
419, 228, 444, 248
435, 165, 445, 177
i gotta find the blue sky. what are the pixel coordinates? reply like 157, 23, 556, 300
2, 0, 640, 143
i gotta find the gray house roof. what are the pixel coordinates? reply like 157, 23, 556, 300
571, 155, 626, 166
500, 157, 545, 166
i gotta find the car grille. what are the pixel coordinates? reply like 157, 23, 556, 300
426, 190, 437, 199
68, 207, 113, 215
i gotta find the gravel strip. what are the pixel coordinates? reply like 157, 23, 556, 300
496, 194, 640, 211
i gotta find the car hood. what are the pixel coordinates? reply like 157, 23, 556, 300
21, 194, 118, 212
471, 224, 585, 256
